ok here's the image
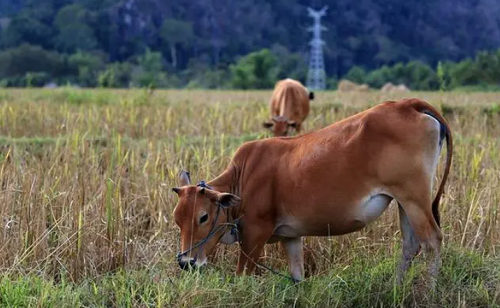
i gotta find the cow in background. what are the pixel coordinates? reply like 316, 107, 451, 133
263, 78, 314, 137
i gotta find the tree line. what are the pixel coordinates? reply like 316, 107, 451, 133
1, 44, 500, 91
1, 0, 500, 90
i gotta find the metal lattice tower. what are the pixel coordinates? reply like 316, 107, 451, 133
306, 6, 328, 90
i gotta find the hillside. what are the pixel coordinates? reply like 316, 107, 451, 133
1, 0, 500, 76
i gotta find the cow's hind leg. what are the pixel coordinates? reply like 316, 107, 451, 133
281, 237, 304, 282
397, 196, 442, 290
397, 203, 420, 285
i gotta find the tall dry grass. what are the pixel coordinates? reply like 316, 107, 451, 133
0, 88, 499, 284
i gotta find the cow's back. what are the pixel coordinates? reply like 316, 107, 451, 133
237, 100, 442, 234
270, 79, 310, 122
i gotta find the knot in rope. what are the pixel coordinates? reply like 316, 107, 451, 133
197, 180, 213, 190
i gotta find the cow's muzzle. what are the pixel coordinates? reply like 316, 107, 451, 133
177, 253, 203, 271
178, 258, 197, 270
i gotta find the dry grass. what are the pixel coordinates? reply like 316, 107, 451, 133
0, 88, 499, 307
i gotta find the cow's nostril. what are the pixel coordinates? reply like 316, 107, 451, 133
178, 258, 197, 271
178, 260, 190, 270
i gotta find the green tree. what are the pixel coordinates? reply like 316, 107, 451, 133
160, 19, 194, 68
362, 61, 438, 90
98, 62, 132, 88
1, 14, 52, 48
474, 51, 500, 84
230, 49, 276, 89
0, 44, 66, 79
448, 59, 479, 88
132, 49, 167, 88
68, 51, 105, 87
184, 59, 230, 89
365, 65, 394, 88
271, 44, 307, 83
437, 61, 448, 91
344, 66, 367, 84
406, 61, 438, 90
54, 4, 97, 52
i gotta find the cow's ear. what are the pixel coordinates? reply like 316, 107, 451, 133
309, 91, 315, 100
217, 193, 241, 208
179, 170, 191, 186
172, 187, 181, 194
262, 121, 273, 129
287, 121, 297, 129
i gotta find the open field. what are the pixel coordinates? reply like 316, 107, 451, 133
0, 88, 499, 307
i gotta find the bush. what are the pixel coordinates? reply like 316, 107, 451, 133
344, 66, 367, 84
326, 77, 339, 90
365, 66, 394, 88
68, 51, 106, 87
185, 70, 230, 89
0, 44, 68, 83
437, 61, 450, 91
131, 49, 167, 88
230, 49, 277, 89
98, 62, 133, 88
183, 59, 231, 89
443, 50, 500, 90
406, 61, 438, 90
348, 61, 439, 90
25, 72, 51, 87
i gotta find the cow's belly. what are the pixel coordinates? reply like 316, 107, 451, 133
271, 193, 393, 238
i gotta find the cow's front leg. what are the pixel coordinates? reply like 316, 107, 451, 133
281, 237, 304, 281
236, 222, 273, 275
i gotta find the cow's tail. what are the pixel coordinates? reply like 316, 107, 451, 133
409, 99, 453, 227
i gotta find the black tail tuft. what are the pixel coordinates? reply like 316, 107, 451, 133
439, 121, 446, 148
432, 199, 441, 227
309, 91, 315, 100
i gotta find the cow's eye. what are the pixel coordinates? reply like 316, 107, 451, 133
199, 213, 209, 224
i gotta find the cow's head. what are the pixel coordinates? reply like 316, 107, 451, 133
262, 115, 297, 137
172, 171, 241, 270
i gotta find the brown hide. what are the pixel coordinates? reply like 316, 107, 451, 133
174, 98, 452, 283
264, 78, 311, 136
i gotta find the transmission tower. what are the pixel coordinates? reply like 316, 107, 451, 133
306, 6, 328, 90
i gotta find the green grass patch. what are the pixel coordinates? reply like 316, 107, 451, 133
1, 247, 498, 307
483, 103, 500, 116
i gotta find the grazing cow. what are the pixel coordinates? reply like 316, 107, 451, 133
263, 78, 313, 137
172, 98, 452, 287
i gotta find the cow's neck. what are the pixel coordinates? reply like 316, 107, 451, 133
207, 161, 240, 194
207, 161, 242, 221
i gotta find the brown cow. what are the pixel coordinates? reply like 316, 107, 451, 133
263, 78, 313, 137
173, 98, 452, 287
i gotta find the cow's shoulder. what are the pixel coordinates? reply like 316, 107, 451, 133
234, 138, 291, 166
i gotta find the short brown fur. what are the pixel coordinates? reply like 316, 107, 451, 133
263, 78, 311, 136
174, 98, 452, 286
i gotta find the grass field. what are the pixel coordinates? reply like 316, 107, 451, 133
0, 88, 499, 307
